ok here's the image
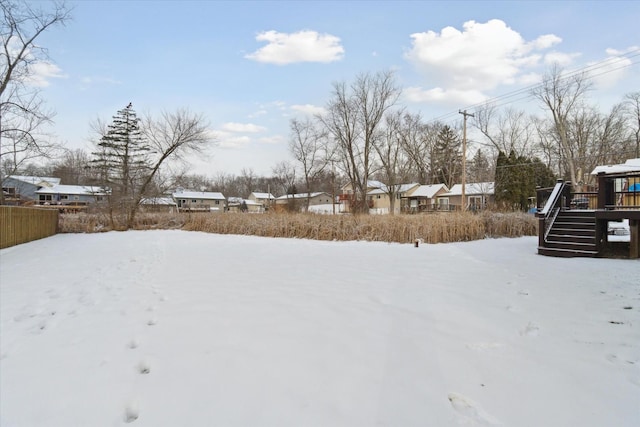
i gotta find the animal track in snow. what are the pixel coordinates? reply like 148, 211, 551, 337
147, 318, 157, 326
448, 392, 500, 425
128, 339, 139, 350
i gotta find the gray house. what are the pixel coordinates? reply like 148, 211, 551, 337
35, 184, 108, 206
2, 175, 61, 204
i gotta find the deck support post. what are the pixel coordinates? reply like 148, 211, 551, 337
630, 219, 639, 259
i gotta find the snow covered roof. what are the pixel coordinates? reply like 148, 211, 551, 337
35, 184, 107, 196
340, 180, 385, 191
368, 183, 420, 195
250, 192, 275, 200
275, 192, 329, 200
228, 197, 261, 206
409, 184, 449, 198
443, 182, 495, 196
8, 175, 61, 186
591, 158, 640, 175
173, 190, 226, 200
140, 197, 177, 205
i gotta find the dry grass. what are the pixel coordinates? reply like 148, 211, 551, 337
59, 210, 537, 244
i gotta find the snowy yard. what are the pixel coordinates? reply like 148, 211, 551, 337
1, 231, 639, 426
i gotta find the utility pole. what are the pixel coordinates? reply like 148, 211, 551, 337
459, 110, 475, 212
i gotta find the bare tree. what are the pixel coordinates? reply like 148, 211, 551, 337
271, 160, 297, 211
474, 105, 537, 158
532, 65, 592, 191
289, 117, 329, 211
372, 109, 413, 214
91, 107, 213, 228
134, 109, 212, 225
623, 91, 640, 158
320, 70, 400, 213
400, 118, 442, 184
1, 0, 71, 201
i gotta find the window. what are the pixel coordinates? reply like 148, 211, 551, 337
73, 195, 79, 200
215, 200, 220, 205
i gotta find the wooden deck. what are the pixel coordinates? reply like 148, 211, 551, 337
537, 168, 640, 259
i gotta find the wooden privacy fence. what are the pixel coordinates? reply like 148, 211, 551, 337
0, 206, 59, 249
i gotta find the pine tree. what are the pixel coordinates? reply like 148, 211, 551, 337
92, 104, 151, 202
431, 125, 461, 188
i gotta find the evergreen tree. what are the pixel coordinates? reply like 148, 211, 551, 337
92, 104, 151, 202
468, 149, 492, 183
494, 150, 510, 207
494, 150, 556, 210
431, 125, 461, 188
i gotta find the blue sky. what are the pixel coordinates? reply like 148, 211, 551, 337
34, 0, 640, 177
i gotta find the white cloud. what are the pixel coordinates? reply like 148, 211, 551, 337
24, 62, 66, 87
404, 86, 488, 106
248, 109, 268, 118
218, 135, 251, 149
79, 76, 122, 90
245, 30, 345, 65
587, 47, 636, 88
290, 104, 326, 116
404, 19, 571, 105
221, 122, 267, 133
258, 135, 285, 145
544, 51, 581, 67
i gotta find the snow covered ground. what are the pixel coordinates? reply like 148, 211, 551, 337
1, 231, 639, 426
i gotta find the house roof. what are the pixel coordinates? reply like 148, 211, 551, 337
368, 183, 420, 195
443, 182, 495, 196
250, 192, 275, 199
340, 180, 385, 191
8, 175, 61, 186
591, 158, 640, 175
173, 190, 226, 200
408, 184, 449, 198
228, 197, 261, 206
140, 197, 177, 205
35, 184, 107, 196
275, 192, 329, 200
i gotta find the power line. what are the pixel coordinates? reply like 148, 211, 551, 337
424, 48, 640, 125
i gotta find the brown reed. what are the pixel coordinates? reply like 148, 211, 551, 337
59, 210, 537, 244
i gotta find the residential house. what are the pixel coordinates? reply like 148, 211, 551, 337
367, 183, 421, 214
35, 184, 108, 209
339, 180, 385, 213
274, 192, 334, 212
440, 182, 495, 210
2, 175, 61, 204
173, 189, 226, 212
140, 197, 178, 213
402, 183, 450, 213
227, 197, 264, 213
248, 192, 276, 211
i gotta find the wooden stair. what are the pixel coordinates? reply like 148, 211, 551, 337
538, 210, 598, 258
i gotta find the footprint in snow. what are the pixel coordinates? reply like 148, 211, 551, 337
448, 392, 500, 425
137, 360, 151, 374
147, 318, 157, 326
520, 322, 540, 337
124, 401, 139, 423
